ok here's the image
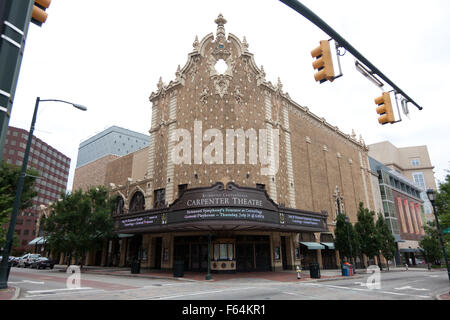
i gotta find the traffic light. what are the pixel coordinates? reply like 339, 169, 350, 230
31, 0, 51, 27
375, 92, 395, 124
311, 40, 335, 83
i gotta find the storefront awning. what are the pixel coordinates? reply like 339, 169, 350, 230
320, 242, 335, 249
28, 237, 46, 245
299, 242, 325, 250
118, 233, 134, 238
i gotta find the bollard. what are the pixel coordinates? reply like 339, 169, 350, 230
296, 266, 302, 279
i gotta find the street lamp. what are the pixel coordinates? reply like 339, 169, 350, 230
205, 234, 212, 280
426, 189, 450, 282
0, 97, 87, 289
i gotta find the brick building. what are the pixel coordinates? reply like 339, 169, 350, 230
72, 126, 149, 192
2, 126, 70, 252
368, 141, 436, 222
75, 15, 376, 271
369, 157, 425, 265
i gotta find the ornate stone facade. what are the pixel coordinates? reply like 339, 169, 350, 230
102, 15, 375, 271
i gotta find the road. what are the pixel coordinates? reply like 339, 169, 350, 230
7, 266, 449, 300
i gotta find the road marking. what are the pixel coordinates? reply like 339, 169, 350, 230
23, 280, 45, 285
394, 286, 429, 291
27, 287, 94, 294
282, 291, 323, 300
26, 289, 106, 299
304, 283, 430, 299
8, 280, 45, 285
146, 286, 257, 300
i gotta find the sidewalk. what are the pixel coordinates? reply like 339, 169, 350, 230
53, 264, 367, 283
438, 293, 450, 300
0, 286, 19, 300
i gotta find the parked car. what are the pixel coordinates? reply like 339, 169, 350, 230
415, 259, 426, 265
11, 256, 20, 267
17, 253, 41, 268
30, 257, 55, 270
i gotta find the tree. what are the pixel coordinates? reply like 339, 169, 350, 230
0, 161, 38, 249
42, 186, 115, 268
435, 169, 450, 254
354, 202, 379, 266
419, 221, 443, 266
334, 213, 360, 266
375, 213, 396, 270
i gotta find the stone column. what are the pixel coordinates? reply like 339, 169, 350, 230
336, 250, 341, 267
101, 241, 108, 266
271, 233, 282, 272
119, 239, 127, 267
316, 249, 323, 269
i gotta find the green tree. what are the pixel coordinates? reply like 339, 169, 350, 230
435, 169, 450, 253
419, 221, 443, 266
334, 213, 360, 266
42, 186, 115, 268
0, 161, 38, 249
375, 212, 396, 270
355, 202, 379, 266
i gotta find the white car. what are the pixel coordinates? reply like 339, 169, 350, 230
17, 253, 41, 268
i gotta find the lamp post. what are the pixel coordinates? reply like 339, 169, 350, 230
426, 189, 450, 282
205, 234, 212, 280
0, 97, 87, 289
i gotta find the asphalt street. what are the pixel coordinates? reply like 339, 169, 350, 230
7, 266, 449, 300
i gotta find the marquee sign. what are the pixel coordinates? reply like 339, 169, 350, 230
114, 182, 327, 233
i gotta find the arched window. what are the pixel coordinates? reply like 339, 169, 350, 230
115, 196, 124, 215
129, 191, 145, 213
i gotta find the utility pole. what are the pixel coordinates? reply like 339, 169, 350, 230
279, 0, 423, 112
0, 0, 34, 161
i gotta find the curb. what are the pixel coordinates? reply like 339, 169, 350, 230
11, 286, 20, 300
435, 292, 450, 301
75, 269, 365, 283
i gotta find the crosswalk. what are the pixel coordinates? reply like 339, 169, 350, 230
25, 287, 105, 299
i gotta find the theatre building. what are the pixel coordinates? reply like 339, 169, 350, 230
90, 15, 375, 272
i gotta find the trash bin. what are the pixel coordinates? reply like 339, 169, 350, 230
131, 259, 141, 274
342, 263, 349, 276
348, 264, 354, 276
173, 260, 184, 277
309, 263, 321, 279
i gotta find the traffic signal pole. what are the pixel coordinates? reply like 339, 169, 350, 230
0, 0, 34, 162
279, 0, 423, 111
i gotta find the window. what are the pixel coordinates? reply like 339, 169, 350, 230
213, 243, 234, 261
256, 184, 266, 190
412, 172, 426, 189
153, 189, 166, 208
178, 184, 188, 197
129, 192, 145, 213
411, 159, 420, 167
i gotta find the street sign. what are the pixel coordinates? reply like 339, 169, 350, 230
443, 228, 450, 234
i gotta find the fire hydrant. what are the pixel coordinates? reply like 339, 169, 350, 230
296, 266, 302, 279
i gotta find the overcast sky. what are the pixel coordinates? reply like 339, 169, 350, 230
8, 0, 450, 191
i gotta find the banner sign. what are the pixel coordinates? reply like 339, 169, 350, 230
116, 182, 328, 232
